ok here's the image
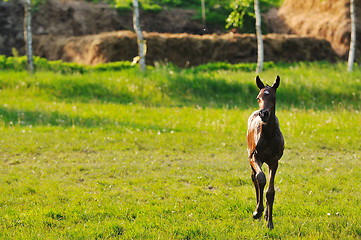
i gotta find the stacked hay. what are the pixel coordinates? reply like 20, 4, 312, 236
274, 0, 361, 58
33, 31, 338, 67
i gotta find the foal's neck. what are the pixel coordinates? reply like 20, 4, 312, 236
262, 107, 277, 135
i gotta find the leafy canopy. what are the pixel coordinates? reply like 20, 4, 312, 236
226, 0, 283, 33
226, 0, 254, 30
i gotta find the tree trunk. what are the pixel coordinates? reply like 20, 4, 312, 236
24, 0, 34, 74
347, 0, 356, 72
201, 0, 206, 31
254, 0, 263, 74
132, 0, 146, 71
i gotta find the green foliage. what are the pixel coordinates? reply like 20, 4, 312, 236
192, 5, 232, 29
191, 61, 275, 72
0, 55, 136, 74
260, 0, 284, 10
226, 0, 254, 30
0, 61, 360, 239
112, 0, 232, 12
113, 0, 132, 12
226, 0, 283, 33
149, 0, 211, 8
141, 2, 162, 12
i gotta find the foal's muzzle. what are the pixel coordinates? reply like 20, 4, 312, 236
259, 109, 270, 122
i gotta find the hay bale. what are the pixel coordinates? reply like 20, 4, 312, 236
270, 0, 361, 58
33, 31, 338, 67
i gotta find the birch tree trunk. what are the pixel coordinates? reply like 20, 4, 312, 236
347, 0, 356, 72
24, 0, 34, 74
132, 0, 146, 71
254, 0, 263, 74
201, 0, 206, 31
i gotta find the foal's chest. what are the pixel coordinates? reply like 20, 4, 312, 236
255, 130, 284, 163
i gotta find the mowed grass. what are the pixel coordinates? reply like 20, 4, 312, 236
0, 62, 360, 239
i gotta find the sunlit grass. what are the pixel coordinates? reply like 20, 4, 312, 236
0, 62, 360, 239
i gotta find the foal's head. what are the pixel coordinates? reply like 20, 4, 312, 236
256, 76, 280, 123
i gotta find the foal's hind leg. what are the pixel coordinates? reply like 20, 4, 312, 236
264, 162, 278, 229
250, 158, 266, 219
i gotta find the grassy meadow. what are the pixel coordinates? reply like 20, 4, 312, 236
0, 61, 361, 239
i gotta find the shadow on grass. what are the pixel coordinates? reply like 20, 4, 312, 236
37, 80, 135, 105
278, 83, 361, 110
0, 107, 171, 131
30, 72, 261, 109
165, 74, 259, 108
2, 68, 360, 109
38, 75, 360, 109
164, 73, 361, 109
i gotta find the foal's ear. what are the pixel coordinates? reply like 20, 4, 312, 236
256, 76, 265, 90
271, 75, 280, 91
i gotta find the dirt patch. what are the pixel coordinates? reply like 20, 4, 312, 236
0, 1, 25, 56
33, 31, 338, 67
266, 0, 361, 59
32, 0, 210, 36
32, 0, 127, 36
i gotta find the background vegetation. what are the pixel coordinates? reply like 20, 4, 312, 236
0, 57, 360, 239
110, 0, 283, 32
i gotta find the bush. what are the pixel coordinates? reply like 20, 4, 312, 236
0, 55, 278, 74
191, 61, 275, 72
0, 55, 136, 73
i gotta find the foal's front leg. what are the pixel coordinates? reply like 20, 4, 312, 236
264, 162, 278, 229
251, 169, 260, 217
250, 157, 266, 219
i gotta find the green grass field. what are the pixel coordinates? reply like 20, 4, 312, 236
0, 62, 360, 239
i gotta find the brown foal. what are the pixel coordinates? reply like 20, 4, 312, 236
247, 76, 284, 229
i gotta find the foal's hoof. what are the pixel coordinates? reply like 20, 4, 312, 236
267, 221, 274, 230
253, 210, 263, 219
